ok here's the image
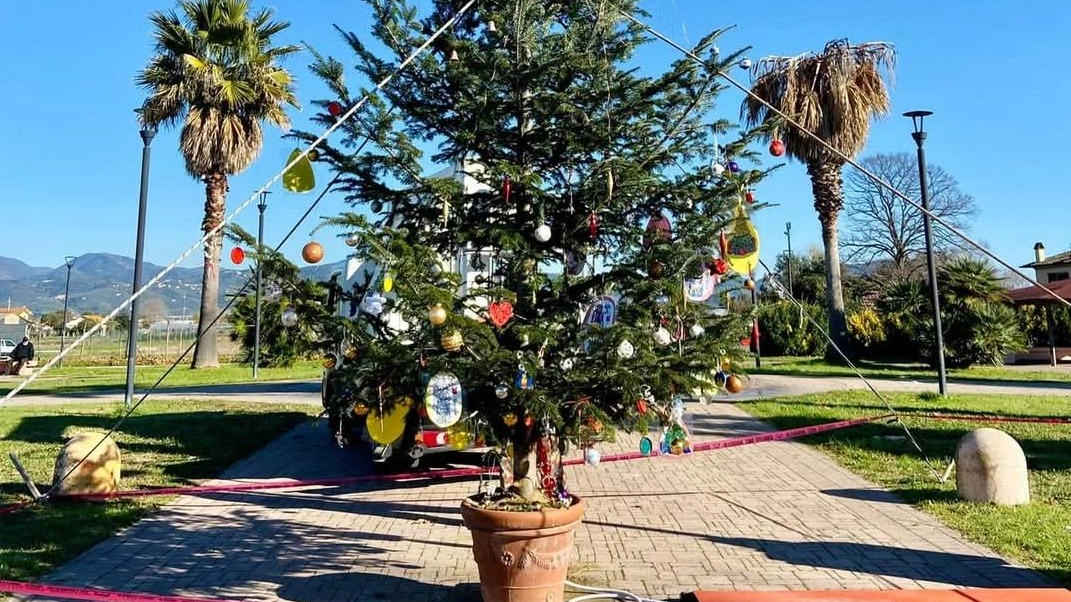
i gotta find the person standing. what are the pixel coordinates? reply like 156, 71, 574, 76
10, 336, 34, 375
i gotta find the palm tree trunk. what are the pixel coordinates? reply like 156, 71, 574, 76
807, 161, 852, 361
192, 172, 228, 369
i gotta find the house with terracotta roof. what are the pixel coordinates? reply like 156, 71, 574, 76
0, 306, 34, 325
1021, 242, 1071, 284
1006, 242, 1071, 365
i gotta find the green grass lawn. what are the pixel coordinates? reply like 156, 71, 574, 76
753, 355, 1071, 385
0, 400, 317, 582
1, 360, 324, 396
739, 390, 1071, 585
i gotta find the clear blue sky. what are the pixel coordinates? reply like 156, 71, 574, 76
1, 0, 1068, 285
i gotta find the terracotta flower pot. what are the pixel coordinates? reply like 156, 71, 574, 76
461, 496, 585, 602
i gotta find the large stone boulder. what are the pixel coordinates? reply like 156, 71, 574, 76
52, 432, 121, 496
955, 428, 1029, 505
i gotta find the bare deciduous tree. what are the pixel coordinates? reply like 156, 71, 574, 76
843, 152, 976, 278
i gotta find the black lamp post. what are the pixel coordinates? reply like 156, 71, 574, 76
59, 255, 77, 367
905, 110, 948, 396
124, 109, 157, 410
253, 191, 270, 379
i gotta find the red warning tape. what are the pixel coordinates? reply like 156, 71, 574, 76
0, 579, 240, 602
562, 413, 894, 466
53, 464, 493, 503
901, 412, 1071, 425
1, 414, 889, 515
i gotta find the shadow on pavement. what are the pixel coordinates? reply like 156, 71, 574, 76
278, 573, 480, 602
584, 518, 1053, 588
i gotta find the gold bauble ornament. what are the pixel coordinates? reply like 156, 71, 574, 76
428, 303, 447, 326
721, 359, 732, 372
322, 354, 337, 370
352, 403, 370, 417
344, 346, 359, 361
441, 330, 464, 352
503, 412, 518, 427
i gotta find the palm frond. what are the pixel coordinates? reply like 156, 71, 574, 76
741, 39, 895, 164
136, 0, 299, 177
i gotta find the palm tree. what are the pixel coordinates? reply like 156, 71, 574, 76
136, 0, 298, 368
742, 39, 895, 360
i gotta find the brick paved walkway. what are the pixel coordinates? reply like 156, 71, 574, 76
41, 402, 1052, 601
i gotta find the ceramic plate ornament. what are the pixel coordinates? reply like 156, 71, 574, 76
684, 268, 716, 302
583, 296, 618, 328
425, 372, 464, 428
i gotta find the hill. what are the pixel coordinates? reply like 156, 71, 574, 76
0, 253, 348, 318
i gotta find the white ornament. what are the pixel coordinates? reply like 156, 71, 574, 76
584, 447, 601, 466
362, 293, 386, 316
560, 357, 574, 371
690, 323, 705, 338
739, 58, 752, 70
280, 306, 299, 327
495, 385, 509, 399
534, 224, 552, 242
711, 162, 726, 177
617, 339, 635, 359
654, 327, 672, 346
345, 233, 360, 247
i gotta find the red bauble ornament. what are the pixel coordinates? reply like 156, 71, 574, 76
769, 139, 785, 157
642, 212, 672, 248
636, 398, 648, 414
327, 101, 343, 117
502, 175, 511, 203
229, 247, 245, 265
745, 190, 755, 204
713, 258, 728, 275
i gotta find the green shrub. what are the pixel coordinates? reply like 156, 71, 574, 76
756, 301, 826, 357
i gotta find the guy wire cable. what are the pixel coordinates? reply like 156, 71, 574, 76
1, 0, 478, 405
44, 163, 349, 500
758, 258, 946, 483
620, 11, 1071, 312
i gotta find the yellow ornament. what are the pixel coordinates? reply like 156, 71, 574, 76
367, 397, 413, 444
503, 412, 518, 427
442, 330, 464, 352
322, 355, 337, 370
725, 203, 760, 275
383, 272, 394, 293
721, 358, 732, 372
428, 303, 447, 326
344, 346, 359, 361
447, 425, 471, 450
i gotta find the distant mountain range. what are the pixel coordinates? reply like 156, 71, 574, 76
0, 253, 348, 318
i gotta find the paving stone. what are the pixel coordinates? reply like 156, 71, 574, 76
30, 403, 1055, 602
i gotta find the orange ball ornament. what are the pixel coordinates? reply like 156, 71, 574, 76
725, 374, 745, 394
302, 241, 325, 264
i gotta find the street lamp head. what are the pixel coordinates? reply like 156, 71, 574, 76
903, 110, 933, 135
258, 190, 271, 211
64, 255, 77, 269
134, 107, 158, 145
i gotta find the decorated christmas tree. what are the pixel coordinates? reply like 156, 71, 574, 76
292, 0, 770, 510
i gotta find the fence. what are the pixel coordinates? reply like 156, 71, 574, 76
32, 328, 239, 367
